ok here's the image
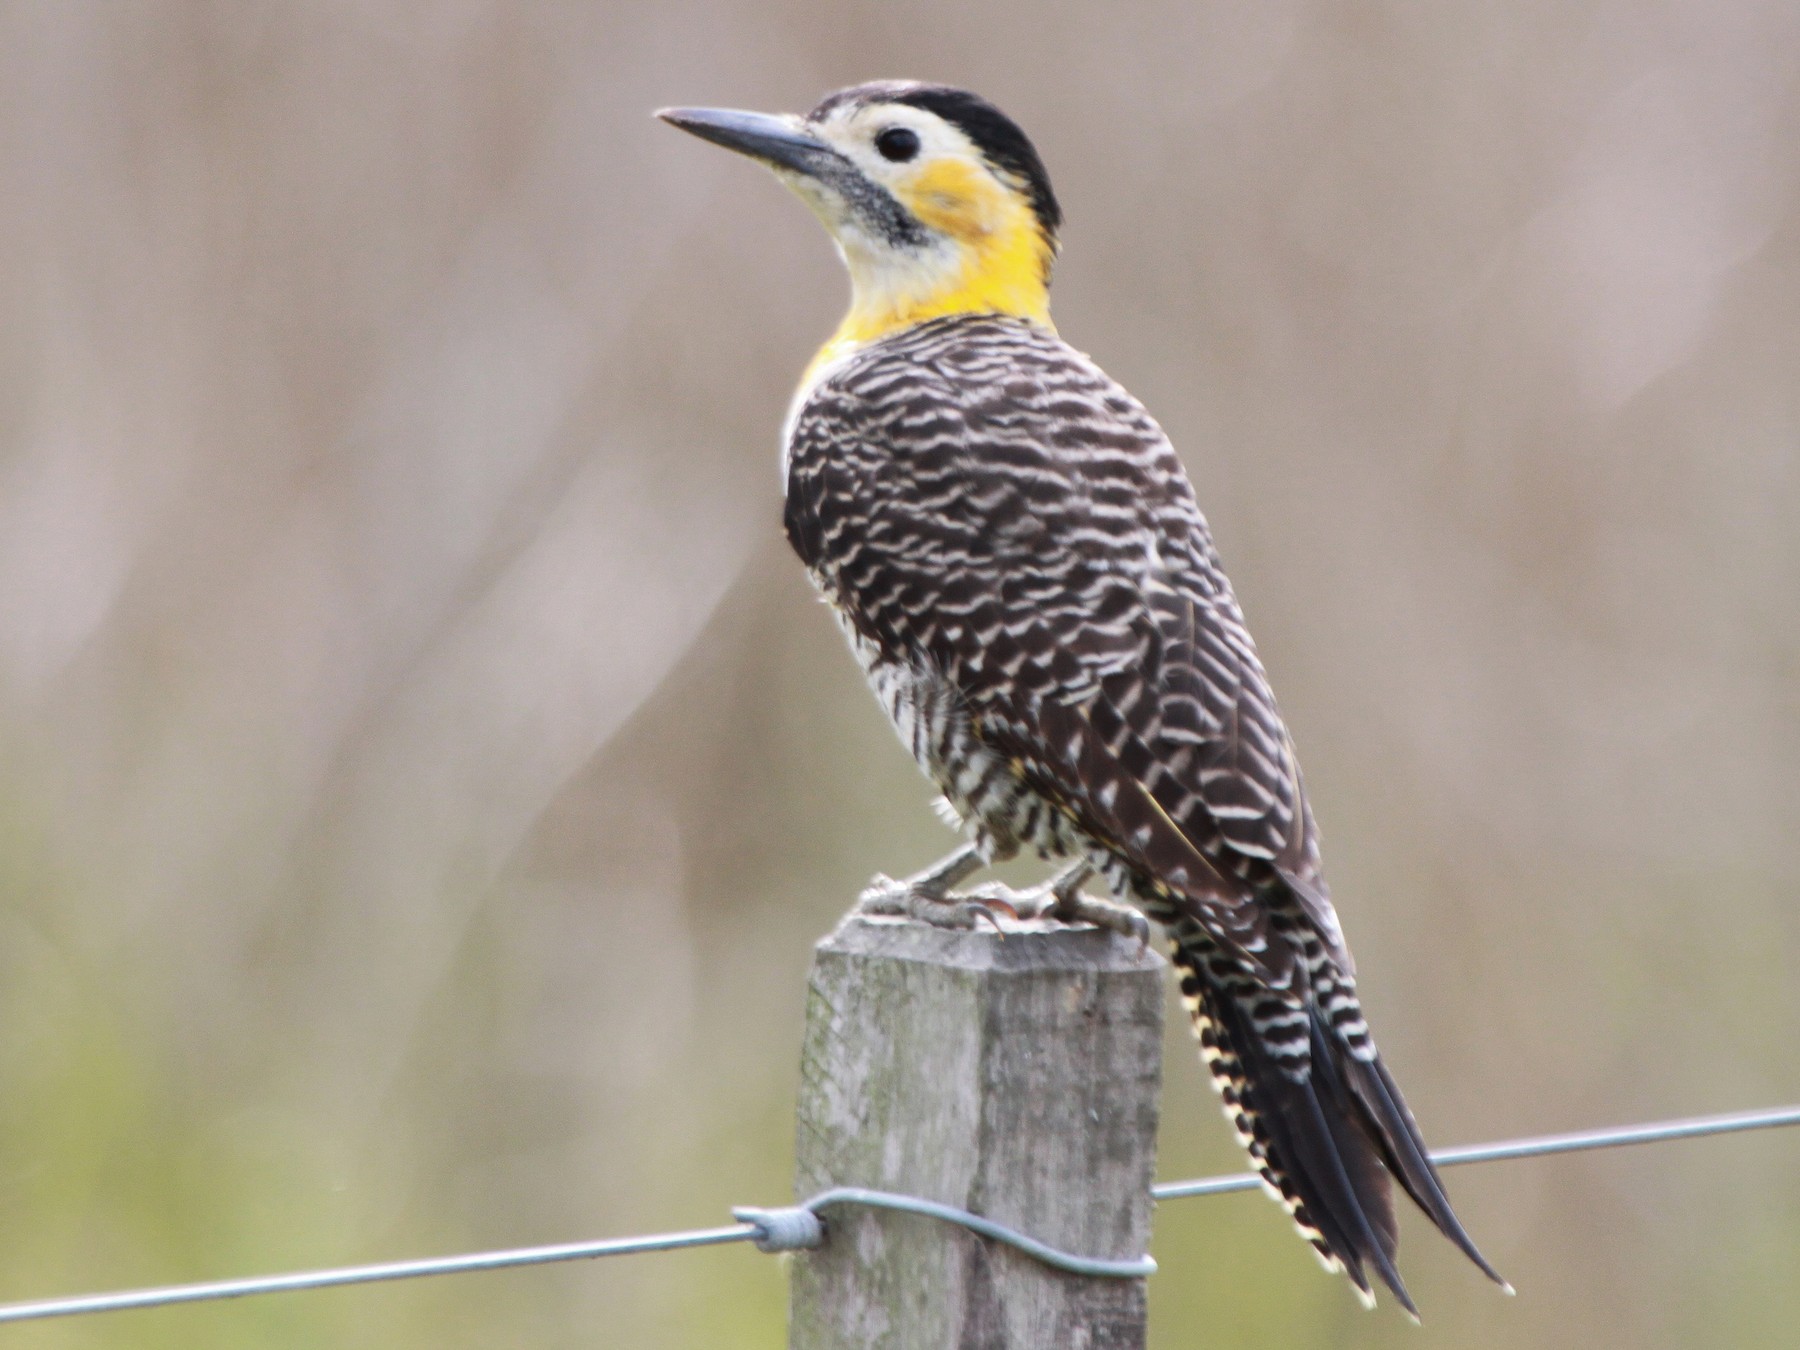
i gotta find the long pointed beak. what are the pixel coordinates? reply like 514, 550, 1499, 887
656, 106, 843, 177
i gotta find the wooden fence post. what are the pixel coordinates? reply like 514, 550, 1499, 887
788, 913, 1165, 1349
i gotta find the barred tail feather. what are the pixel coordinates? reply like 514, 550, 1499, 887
1174, 940, 1506, 1314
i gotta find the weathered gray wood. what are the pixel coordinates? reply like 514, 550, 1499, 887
789, 913, 1165, 1350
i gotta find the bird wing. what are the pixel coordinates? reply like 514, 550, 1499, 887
786, 317, 1339, 982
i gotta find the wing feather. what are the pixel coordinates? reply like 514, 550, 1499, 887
786, 316, 1323, 979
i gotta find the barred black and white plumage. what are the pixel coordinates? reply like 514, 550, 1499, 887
784, 311, 1502, 1312
663, 80, 1508, 1314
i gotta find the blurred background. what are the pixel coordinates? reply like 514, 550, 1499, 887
0, 3, 1796, 1346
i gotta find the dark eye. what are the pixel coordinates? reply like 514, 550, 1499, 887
874, 127, 921, 162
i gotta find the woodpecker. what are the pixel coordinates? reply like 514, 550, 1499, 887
660, 82, 1508, 1314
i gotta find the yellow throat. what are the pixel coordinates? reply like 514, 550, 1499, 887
802, 158, 1055, 385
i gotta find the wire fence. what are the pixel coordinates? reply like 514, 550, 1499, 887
0, 1100, 1794, 1327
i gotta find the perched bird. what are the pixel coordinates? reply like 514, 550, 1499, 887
660, 82, 1508, 1314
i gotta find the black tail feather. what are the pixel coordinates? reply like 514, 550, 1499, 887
1175, 937, 1509, 1313
1204, 970, 1417, 1314
1344, 1049, 1513, 1292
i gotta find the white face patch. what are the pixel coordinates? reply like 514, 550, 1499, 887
788, 102, 993, 255
809, 101, 987, 195
770, 102, 1012, 318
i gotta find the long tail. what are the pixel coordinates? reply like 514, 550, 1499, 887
1170, 935, 1511, 1315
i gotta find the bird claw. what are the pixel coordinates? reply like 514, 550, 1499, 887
856, 866, 1148, 949
969, 879, 1151, 952
857, 874, 1016, 934
1055, 890, 1149, 949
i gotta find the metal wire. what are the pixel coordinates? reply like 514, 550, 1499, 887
0, 1225, 757, 1325
1150, 1101, 1800, 1200
0, 1101, 1793, 1326
802, 1187, 1158, 1278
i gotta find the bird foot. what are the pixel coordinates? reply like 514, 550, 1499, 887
966, 878, 1151, 950
857, 873, 1017, 934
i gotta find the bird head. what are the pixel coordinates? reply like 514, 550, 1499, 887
659, 82, 1061, 344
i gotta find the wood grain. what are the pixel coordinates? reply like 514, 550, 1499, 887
789, 915, 1165, 1349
